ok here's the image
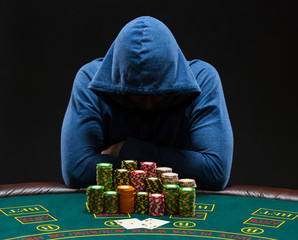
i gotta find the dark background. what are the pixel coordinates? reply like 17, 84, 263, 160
1, 1, 297, 189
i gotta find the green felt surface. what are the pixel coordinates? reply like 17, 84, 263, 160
0, 193, 298, 240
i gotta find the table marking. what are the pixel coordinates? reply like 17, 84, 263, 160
36, 224, 60, 231
195, 203, 215, 212
243, 217, 285, 228
104, 220, 124, 227
173, 221, 196, 228
252, 208, 298, 220
93, 213, 131, 219
0, 205, 48, 216
3, 228, 278, 240
14, 213, 57, 225
241, 227, 264, 234
170, 212, 207, 220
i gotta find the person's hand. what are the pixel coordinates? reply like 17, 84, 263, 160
101, 141, 125, 157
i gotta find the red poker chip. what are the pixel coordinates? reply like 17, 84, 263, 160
141, 165, 157, 177
150, 199, 163, 203
149, 193, 164, 198
150, 200, 164, 203
130, 170, 147, 191
150, 200, 162, 203
149, 201, 165, 216
141, 162, 156, 166
149, 196, 163, 200
132, 170, 147, 174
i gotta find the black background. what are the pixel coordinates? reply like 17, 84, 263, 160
1, 1, 297, 189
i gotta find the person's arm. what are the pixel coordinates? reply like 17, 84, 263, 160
119, 66, 233, 190
61, 69, 121, 188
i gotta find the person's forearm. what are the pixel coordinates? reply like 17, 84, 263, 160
119, 138, 233, 190
61, 152, 121, 188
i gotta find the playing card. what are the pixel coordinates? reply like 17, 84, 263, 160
114, 218, 144, 229
141, 218, 170, 229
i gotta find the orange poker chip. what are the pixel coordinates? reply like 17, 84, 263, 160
117, 185, 135, 214
117, 185, 134, 191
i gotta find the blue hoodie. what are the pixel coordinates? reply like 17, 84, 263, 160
61, 16, 233, 190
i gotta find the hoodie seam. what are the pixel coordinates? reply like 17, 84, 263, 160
138, 18, 146, 81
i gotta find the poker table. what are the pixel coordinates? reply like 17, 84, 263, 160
1, 182, 298, 240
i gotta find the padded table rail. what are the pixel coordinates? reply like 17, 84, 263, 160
1, 182, 298, 201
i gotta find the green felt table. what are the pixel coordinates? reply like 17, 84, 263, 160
1, 184, 298, 240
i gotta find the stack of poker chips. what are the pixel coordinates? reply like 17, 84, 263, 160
86, 185, 105, 213
96, 163, 113, 191
117, 185, 135, 213
135, 192, 149, 214
179, 187, 196, 217
86, 159, 199, 217
178, 178, 197, 188
161, 172, 179, 184
145, 177, 163, 193
114, 169, 130, 190
130, 170, 147, 191
141, 162, 157, 177
104, 191, 119, 213
121, 160, 138, 171
156, 167, 172, 178
149, 193, 165, 216
163, 184, 180, 215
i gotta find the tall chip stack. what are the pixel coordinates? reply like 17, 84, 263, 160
114, 169, 130, 190
179, 187, 196, 217
117, 185, 135, 214
86, 185, 105, 214
161, 172, 179, 184
104, 191, 119, 213
163, 184, 180, 215
130, 170, 147, 191
135, 192, 149, 214
96, 163, 113, 191
149, 193, 165, 216
146, 177, 163, 193
121, 160, 138, 171
141, 162, 157, 177
156, 167, 172, 178
178, 178, 197, 188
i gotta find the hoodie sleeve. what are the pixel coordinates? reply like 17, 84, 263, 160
61, 68, 121, 188
119, 65, 233, 190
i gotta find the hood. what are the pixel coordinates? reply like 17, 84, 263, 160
89, 16, 201, 97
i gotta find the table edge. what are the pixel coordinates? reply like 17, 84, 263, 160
0, 182, 298, 202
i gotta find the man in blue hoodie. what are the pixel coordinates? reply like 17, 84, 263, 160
61, 16, 233, 190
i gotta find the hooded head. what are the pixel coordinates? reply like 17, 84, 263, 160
89, 16, 200, 98
89, 17, 201, 112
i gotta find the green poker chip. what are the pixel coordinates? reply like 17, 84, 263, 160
96, 163, 113, 191
104, 191, 119, 213
163, 184, 180, 215
179, 187, 195, 217
86, 185, 105, 214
